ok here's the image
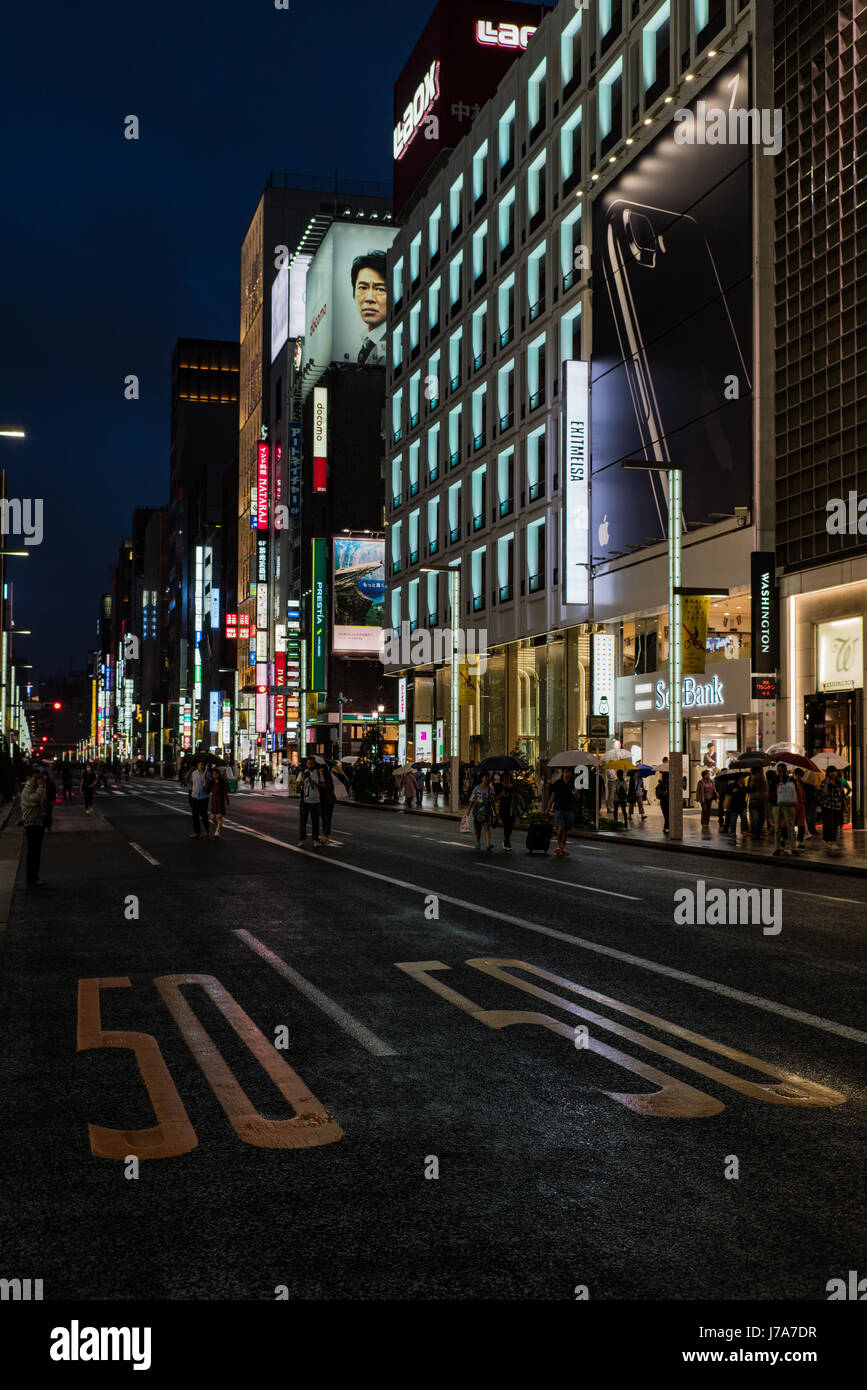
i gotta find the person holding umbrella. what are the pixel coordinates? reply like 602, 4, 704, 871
468, 771, 496, 851
496, 772, 525, 852
819, 766, 846, 853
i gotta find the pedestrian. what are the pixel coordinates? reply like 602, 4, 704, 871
545, 769, 575, 857
697, 769, 716, 835
207, 765, 229, 837
81, 762, 97, 814
187, 758, 211, 838
627, 769, 646, 823
402, 767, 417, 809
43, 770, 57, 832
655, 771, 670, 835
819, 767, 845, 853
496, 772, 524, 852
468, 771, 496, 850
605, 766, 617, 813
21, 769, 48, 888
61, 763, 73, 802
247, 760, 257, 791
771, 763, 799, 856
319, 764, 337, 844
796, 768, 818, 843
298, 755, 324, 846
727, 775, 749, 839
791, 768, 808, 847
415, 768, 424, 808
259, 761, 268, 790
747, 769, 768, 839
430, 767, 442, 805
612, 769, 629, 826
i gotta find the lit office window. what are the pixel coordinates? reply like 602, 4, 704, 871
427, 495, 440, 555
448, 405, 462, 465
497, 361, 515, 432
560, 204, 584, 290
409, 232, 422, 286
409, 371, 421, 427
392, 387, 403, 442
561, 10, 582, 95
449, 250, 463, 307
471, 384, 487, 448
472, 222, 488, 286
391, 585, 402, 627
391, 520, 402, 574
528, 59, 547, 138
449, 328, 462, 390
471, 545, 487, 611
599, 56, 623, 155
427, 423, 440, 481
694, 0, 726, 51
599, 0, 622, 57
471, 302, 487, 370
497, 447, 515, 516
497, 533, 515, 602
527, 332, 546, 410
409, 300, 421, 350
498, 186, 516, 254
408, 440, 420, 496
428, 276, 441, 333
561, 107, 582, 191
408, 576, 419, 627
526, 518, 546, 592
472, 140, 489, 207
393, 256, 404, 308
426, 568, 439, 620
427, 350, 441, 410
527, 151, 546, 230
526, 426, 546, 502
449, 173, 464, 233
498, 101, 516, 172
428, 205, 442, 263
392, 322, 404, 370
408, 511, 420, 566
560, 304, 582, 363
642, 2, 671, 105
391, 453, 403, 506
471, 465, 487, 531
527, 241, 546, 320
497, 272, 515, 347
448, 480, 462, 540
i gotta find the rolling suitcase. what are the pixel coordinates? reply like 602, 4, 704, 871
525, 818, 553, 854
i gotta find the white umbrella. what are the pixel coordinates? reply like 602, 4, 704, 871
340, 755, 360, 765
548, 750, 602, 767
766, 741, 805, 756
810, 752, 849, 771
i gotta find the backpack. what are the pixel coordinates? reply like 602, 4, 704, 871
777, 780, 796, 806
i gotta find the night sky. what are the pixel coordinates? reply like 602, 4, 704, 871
1, 0, 433, 679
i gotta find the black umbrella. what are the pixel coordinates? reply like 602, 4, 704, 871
731, 752, 772, 769
478, 754, 530, 772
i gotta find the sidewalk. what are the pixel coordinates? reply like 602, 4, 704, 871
345, 792, 867, 878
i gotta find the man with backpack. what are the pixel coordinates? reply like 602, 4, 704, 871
771, 763, 800, 856
298, 756, 325, 847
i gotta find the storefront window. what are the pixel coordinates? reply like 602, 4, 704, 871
479, 649, 506, 760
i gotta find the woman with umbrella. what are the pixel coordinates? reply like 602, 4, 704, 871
207, 763, 230, 838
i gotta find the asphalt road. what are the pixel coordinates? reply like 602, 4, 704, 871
1, 779, 865, 1302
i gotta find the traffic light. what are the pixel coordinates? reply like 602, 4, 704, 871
52, 701, 62, 711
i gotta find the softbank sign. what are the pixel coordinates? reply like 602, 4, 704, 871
393, 59, 440, 160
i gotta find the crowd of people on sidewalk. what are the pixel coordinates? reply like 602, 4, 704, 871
692, 761, 847, 856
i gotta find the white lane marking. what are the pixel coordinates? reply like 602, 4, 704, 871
213, 815, 867, 1047
129, 841, 159, 866
483, 862, 641, 901
235, 930, 397, 1057
438, 839, 469, 847
641, 864, 863, 906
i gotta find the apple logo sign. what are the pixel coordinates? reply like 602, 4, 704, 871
598, 514, 610, 548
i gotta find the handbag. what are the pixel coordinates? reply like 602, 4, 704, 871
459, 814, 470, 833
777, 781, 796, 806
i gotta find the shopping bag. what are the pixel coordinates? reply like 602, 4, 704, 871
459, 814, 470, 833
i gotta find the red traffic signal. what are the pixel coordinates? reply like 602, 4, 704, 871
52, 701, 62, 710
257, 684, 267, 695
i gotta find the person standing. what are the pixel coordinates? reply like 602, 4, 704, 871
430, 767, 442, 805
747, 769, 768, 839
468, 771, 496, 851
208, 765, 229, 838
21, 770, 47, 888
81, 762, 97, 814
796, 768, 818, 841
319, 765, 337, 845
627, 770, 646, 823
259, 761, 268, 791
298, 756, 324, 845
771, 764, 799, 856
415, 768, 424, 808
402, 767, 417, 809
792, 768, 808, 847
697, 769, 716, 835
61, 763, 73, 802
188, 759, 211, 837
496, 773, 524, 852
655, 771, 670, 835
545, 770, 575, 857
612, 770, 629, 826
819, 766, 845, 853
727, 775, 749, 839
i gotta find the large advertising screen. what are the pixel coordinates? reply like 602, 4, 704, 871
332, 535, 385, 656
301, 223, 397, 379
590, 51, 753, 562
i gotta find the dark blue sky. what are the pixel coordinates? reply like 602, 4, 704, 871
0, 0, 433, 677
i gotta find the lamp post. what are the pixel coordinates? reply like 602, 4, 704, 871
422, 563, 462, 815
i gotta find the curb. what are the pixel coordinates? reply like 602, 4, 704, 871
343, 797, 867, 878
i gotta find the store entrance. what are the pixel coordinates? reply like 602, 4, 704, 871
805, 692, 862, 828
687, 717, 739, 795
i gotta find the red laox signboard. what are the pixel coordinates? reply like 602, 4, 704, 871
393, 0, 546, 216
257, 442, 269, 529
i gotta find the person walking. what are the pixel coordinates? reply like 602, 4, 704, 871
81, 762, 97, 814
612, 769, 629, 826
430, 767, 442, 805
496, 772, 524, 852
402, 767, 417, 809
545, 770, 575, 857
747, 769, 768, 839
188, 758, 211, 837
726, 775, 749, 839
796, 768, 818, 843
468, 771, 496, 851
415, 768, 424, 808
319, 765, 337, 845
627, 769, 646, 823
21, 769, 48, 888
61, 763, 73, 802
298, 756, 324, 846
208, 765, 229, 837
771, 764, 799, 856
655, 771, 670, 835
259, 761, 268, 791
819, 766, 846, 853
697, 769, 716, 835
765, 764, 780, 838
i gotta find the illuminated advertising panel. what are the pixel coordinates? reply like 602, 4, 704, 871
313, 388, 328, 494
563, 360, 590, 605
288, 425, 302, 517
257, 537, 268, 584
592, 632, 616, 736
289, 254, 311, 338
257, 442, 270, 529
332, 535, 385, 655
311, 539, 327, 692
270, 269, 289, 362
591, 52, 752, 560
301, 223, 398, 382
274, 652, 286, 734
256, 582, 268, 632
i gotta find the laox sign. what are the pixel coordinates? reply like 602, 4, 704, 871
394, 59, 440, 161
655, 675, 725, 711
475, 20, 537, 50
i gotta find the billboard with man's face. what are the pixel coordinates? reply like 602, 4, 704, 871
333, 535, 386, 656
301, 223, 397, 378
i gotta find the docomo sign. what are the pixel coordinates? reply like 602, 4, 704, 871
475, 20, 537, 50
563, 360, 590, 605
313, 387, 327, 494
655, 675, 725, 710
394, 59, 440, 161
257, 443, 269, 528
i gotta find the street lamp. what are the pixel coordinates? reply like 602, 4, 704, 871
422, 563, 461, 815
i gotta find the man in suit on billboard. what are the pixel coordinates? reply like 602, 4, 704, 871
352, 251, 388, 363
